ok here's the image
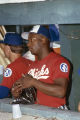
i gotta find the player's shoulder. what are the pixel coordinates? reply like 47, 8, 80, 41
16, 56, 33, 63
51, 52, 70, 66
4, 65, 13, 78
4, 57, 23, 70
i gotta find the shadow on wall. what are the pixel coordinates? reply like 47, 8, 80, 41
65, 57, 73, 109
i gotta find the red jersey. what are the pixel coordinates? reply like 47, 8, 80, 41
28, 52, 70, 108
1, 57, 32, 89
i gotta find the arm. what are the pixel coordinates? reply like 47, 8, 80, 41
0, 66, 17, 98
32, 77, 68, 98
0, 86, 10, 98
12, 74, 68, 98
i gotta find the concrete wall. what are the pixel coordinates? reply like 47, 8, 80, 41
0, 98, 80, 120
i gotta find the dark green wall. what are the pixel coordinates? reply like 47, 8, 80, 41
60, 25, 80, 111
0, 0, 80, 24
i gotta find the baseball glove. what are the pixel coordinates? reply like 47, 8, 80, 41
12, 87, 37, 104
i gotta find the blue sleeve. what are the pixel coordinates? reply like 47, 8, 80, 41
0, 86, 10, 99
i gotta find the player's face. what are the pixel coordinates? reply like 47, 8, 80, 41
4, 44, 10, 58
27, 33, 42, 55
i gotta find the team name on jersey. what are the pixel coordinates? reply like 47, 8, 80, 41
28, 64, 49, 80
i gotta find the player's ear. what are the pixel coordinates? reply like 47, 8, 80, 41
7, 45, 11, 52
6, 45, 12, 55
41, 37, 47, 45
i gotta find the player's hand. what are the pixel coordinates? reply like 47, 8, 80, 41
21, 74, 35, 89
13, 74, 35, 90
11, 74, 35, 98
11, 82, 23, 98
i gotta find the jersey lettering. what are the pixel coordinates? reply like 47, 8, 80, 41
28, 64, 49, 80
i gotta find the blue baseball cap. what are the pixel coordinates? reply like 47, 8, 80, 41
30, 25, 51, 40
49, 24, 59, 42
21, 25, 59, 42
0, 33, 23, 46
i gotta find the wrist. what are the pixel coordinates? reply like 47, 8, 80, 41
32, 78, 38, 88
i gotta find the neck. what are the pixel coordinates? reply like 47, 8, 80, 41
9, 52, 21, 62
37, 48, 51, 60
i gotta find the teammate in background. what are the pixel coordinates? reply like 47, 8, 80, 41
12, 26, 71, 109
78, 102, 80, 112
0, 33, 32, 98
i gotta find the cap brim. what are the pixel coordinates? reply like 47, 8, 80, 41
21, 32, 29, 40
0, 40, 4, 44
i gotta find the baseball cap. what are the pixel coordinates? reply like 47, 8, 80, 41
30, 25, 51, 40
49, 24, 59, 42
21, 25, 59, 42
21, 25, 51, 40
21, 32, 29, 40
0, 33, 23, 46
